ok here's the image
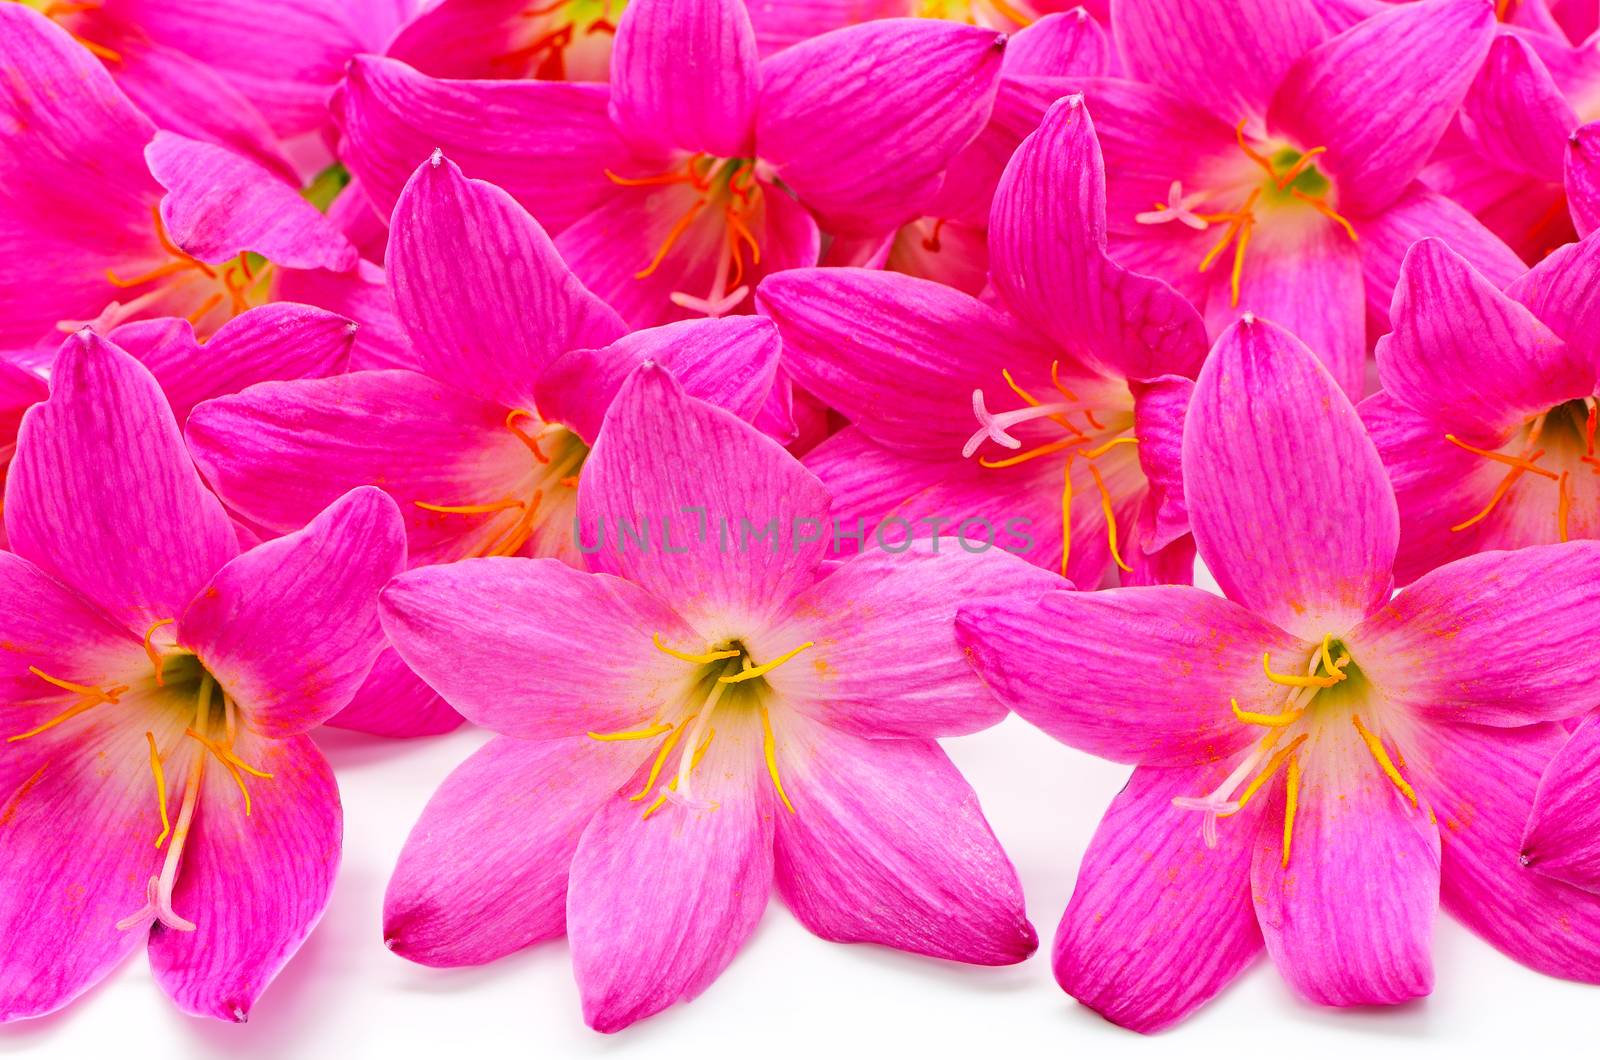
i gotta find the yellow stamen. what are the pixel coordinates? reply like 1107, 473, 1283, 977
635, 198, 709, 280
720, 642, 815, 684
506, 409, 550, 463
587, 722, 673, 742
652, 633, 740, 665
1290, 189, 1359, 242
1316, 633, 1348, 680
1002, 368, 1082, 436
984, 0, 1035, 25
978, 438, 1075, 469
1086, 462, 1131, 573
640, 726, 718, 820
629, 716, 690, 801
143, 618, 175, 686
1228, 209, 1254, 307
1444, 434, 1559, 479
759, 704, 796, 814
185, 292, 224, 326
1235, 119, 1276, 177
1230, 733, 1309, 811
1350, 714, 1418, 807
1078, 435, 1139, 460
8, 669, 130, 741
1059, 458, 1072, 578
185, 728, 274, 816
145, 731, 171, 848
1281, 751, 1301, 868
1558, 470, 1572, 542
1049, 360, 1077, 402
1230, 697, 1304, 728
1263, 651, 1342, 688
414, 497, 524, 515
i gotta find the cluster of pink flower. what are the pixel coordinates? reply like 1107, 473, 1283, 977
3, 0, 1600, 1037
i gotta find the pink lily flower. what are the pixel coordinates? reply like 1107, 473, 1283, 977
184, 153, 786, 737
379, 364, 1055, 1032
1359, 235, 1600, 584
334, 0, 1007, 326
761, 96, 1204, 587
956, 313, 1600, 1031
1001, 0, 1523, 396
0, 330, 405, 1021
1422, 28, 1600, 259
0, 9, 406, 361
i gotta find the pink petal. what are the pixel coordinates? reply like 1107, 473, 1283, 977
1567, 121, 1600, 237
1184, 316, 1397, 638
1505, 226, 1600, 368
764, 547, 1063, 739
1350, 542, 1600, 726
1130, 374, 1191, 553
108, 303, 356, 425
275, 260, 416, 373
177, 487, 406, 740
147, 732, 341, 1022
609, 0, 759, 158
7, 331, 237, 632
1357, 184, 1526, 326
146, 132, 357, 271
1250, 719, 1440, 1006
325, 649, 463, 739
1268, 0, 1496, 216
1203, 218, 1365, 398
379, 558, 697, 739
773, 717, 1035, 964
1376, 237, 1590, 436
100, 0, 396, 137
185, 370, 533, 568
756, 20, 1006, 235
1407, 720, 1600, 982
387, 152, 626, 409
744, 0, 908, 55
384, 0, 610, 80
578, 365, 831, 629
1003, 8, 1113, 77
1522, 714, 1600, 892
989, 95, 1209, 383
1462, 33, 1578, 183
956, 586, 1298, 765
1113, 0, 1326, 125
332, 55, 629, 226
385, 735, 635, 967
1054, 763, 1264, 1033
757, 267, 1052, 457
0, 719, 167, 1020
0, 6, 162, 346
566, 711, 773, 1033
1357, 391, 1512, 587
104, 37, 297, 183
535, 316, 783, 444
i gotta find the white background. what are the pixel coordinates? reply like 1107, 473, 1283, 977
4, 576, 1599, 1058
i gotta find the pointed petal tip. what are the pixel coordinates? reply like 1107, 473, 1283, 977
429, 147, 444, 168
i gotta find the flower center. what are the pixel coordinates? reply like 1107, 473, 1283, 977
1445, 397, 1600, 543
1135, 122, 1358, 307
103, 205, 272, 332
412, 412, 589, 559
1173, 636, 1421, 868
605, 154, 766, 317
9, 620, 272, 933
491, 0, 622, 80
586, 633, 815, 819
962, 362, 1140, 577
